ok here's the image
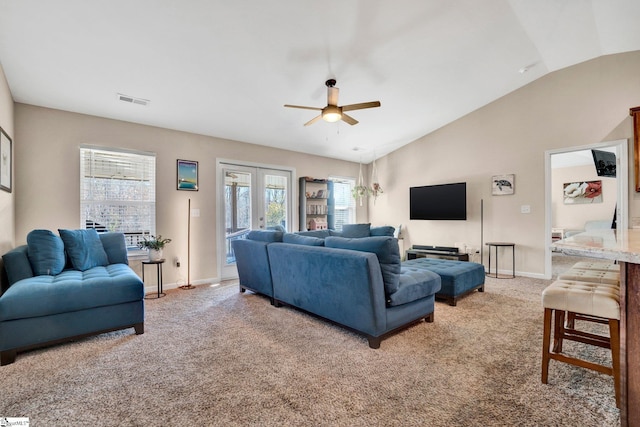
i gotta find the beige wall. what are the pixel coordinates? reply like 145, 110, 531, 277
14, 104, 363, 285
552, 164, 617, 232
369, 51, 640, 277
0, 63, 14, 256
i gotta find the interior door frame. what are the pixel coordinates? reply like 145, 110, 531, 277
544, 139, 628, 279
216, 158, 296, 280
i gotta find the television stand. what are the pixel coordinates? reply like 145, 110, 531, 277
406, 245, 470, 262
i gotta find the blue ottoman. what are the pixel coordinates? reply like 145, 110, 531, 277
402, 258, 485, 306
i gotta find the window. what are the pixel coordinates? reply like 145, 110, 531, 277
330, 176, 356, 231
80, 146, 156, 248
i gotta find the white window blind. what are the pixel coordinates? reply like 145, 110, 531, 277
80, 147, 156, 247
330, 177, 356, 231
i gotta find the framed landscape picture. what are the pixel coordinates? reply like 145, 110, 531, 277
177, 159, 198, 191
0, 127, 12, 193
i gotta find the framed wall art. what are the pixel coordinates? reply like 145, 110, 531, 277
0, 127, 12, 193
563, 180, 602, 204
177, 159, 198, 191
492, 174, 514, 196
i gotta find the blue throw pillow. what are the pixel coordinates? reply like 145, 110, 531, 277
325, 236, 401, 295
283, 233, 324, 246
99, 232, 129, 265
370, 226, 395, 237
246, 230, 284, 242
59, 228, 109, 271
26, 229, 66, 275
341, 223, 371, 238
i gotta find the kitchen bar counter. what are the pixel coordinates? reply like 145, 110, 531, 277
552, 229, 640, 426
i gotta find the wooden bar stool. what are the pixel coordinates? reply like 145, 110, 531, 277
541, 279, 621, 407
558, 266, 620, 329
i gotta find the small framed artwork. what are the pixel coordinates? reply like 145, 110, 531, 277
492, 174, 514, 196
177, 159, 198, 191
563, 180, 602, 204
0, 127, 12, 193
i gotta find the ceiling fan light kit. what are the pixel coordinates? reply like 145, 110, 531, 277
285, 79, 380, 127
322, 105, 342, 122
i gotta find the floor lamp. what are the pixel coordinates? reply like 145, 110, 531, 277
180, 198, 195, 290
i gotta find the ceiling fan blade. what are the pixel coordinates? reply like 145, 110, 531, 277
341, 101, 381, 112
341, 113, 359, 125
284, 104, 323, 111
303, 115, 323, 127
328, 86, 339, 106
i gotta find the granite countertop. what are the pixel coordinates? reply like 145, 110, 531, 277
551, 228, 640, 264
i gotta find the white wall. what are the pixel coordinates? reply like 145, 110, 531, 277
368, 51, 640, 277
14, 104, 365, 285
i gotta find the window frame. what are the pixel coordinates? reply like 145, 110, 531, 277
329, 176, 356, 231
80, 145, 156, 251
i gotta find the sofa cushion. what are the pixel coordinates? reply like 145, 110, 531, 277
325, 236, 401, 295
59, 229, 109, 271
388, 267, 441, 307
99, 232, 129, 265
296, 229, 333, 238
246, 230, 284, 242
341, 223, 371, 238
26, 229, 66, 276
370, 226, 395, 237
0, 264, 144, 322
283, 233, 324, 246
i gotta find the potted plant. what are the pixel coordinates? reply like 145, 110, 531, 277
138, 235, 171, 261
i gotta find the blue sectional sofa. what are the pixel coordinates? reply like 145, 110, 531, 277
0, 229, 145, 365
232, 226, 441, 349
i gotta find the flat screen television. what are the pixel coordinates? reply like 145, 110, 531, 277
410, 182, 466, 220
591, 149, 616, 177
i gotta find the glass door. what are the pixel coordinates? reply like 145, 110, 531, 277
219, 163, 292, 279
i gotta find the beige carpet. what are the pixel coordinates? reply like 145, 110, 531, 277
0, 273, 620, 426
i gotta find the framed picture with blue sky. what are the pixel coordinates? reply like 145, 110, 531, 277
177, 159, 198, 191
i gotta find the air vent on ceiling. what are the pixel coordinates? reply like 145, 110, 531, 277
117, 93, 150, 107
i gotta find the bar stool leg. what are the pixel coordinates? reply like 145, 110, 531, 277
542, 308, 552, 384
610, 318, 621, 408
553, 310, 565, 353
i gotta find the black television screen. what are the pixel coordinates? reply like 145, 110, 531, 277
410, 182, 467, 220
591, 149, 616, 177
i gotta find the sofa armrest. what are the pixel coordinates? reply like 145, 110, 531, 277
232, 238, 274, 297
2, 245, 34, 287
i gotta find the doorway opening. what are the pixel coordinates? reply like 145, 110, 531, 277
544, 139, 628, 279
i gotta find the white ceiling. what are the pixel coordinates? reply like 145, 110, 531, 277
0, 1, 639, 163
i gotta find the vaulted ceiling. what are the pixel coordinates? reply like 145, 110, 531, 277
0, 1, 639, 162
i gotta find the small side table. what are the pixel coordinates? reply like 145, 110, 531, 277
485, 242, 515, 279
142, 259, 166, 299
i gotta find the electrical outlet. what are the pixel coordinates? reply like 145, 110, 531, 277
521, 205, 531, 214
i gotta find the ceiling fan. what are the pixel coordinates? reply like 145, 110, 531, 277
284, 79, 381, 126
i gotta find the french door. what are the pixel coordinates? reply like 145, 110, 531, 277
218, 162, 292, 279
